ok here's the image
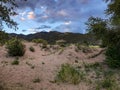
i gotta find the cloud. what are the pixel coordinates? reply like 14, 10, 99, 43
28, 28, 51, 33
36, 25, 51, 29
27, 11, 35, 19
28, 28, 39, 33
64, 21, 72, 25
41, 15, 48, 19
22, 30, 27, 32
16, 0, 107, 22
54, 21, 86, 33
15, 0, 107, 33
20, 17, 25, 21
57, 10, 68, 16
19, 12, 26, 16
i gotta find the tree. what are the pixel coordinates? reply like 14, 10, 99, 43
105, 0, 120, 27
0, 30, 9, 45
86, 17, 108, 46
86, 0, 120, 68
86, 16, 108, 39
0, 0, 26, 30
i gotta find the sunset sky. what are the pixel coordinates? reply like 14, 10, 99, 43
5, 0, 107, 35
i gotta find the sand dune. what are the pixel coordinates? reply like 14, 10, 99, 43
0, 42, 105, 90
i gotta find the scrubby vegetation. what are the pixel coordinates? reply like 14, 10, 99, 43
1, 0, 120, 90
56, 64, 84, 85
11, 58, 19, 65
33, 78, 41, 83
56, 40, 66, 47
86, 0, 120, 68
0, 31, 9, 45
6, 38, 25, 56
105, 46, 120, 68
75, 43, 98, 53
32, 39, 48, 49
29, 46, 35, 52
32, 39, 48, 45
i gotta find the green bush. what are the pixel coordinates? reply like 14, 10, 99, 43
0, 31, 9, 45
75, 43, 92, 53
32, 39, 48, 48
32, 39, 48, 45
56, 64, 84, 85
29, 46, 35, 52
6, 38, 25, 56
106, 46, 120, 68
11, 59, 19, 65
101, 78, 114, 88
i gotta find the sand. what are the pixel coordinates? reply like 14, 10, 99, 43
0, 42, 105, 90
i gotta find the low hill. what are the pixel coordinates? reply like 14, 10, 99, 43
10, 31, 99, 45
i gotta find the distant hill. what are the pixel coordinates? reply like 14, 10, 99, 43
9, 31, 99, 45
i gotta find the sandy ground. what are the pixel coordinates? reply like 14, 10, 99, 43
0, 42, 105, 90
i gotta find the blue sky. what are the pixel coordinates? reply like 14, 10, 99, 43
5, 0, 107, 35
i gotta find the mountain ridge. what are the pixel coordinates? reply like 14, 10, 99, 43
9, 31, 98, 44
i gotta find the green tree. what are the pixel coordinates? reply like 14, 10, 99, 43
105, 0, 120, 26
0, 31, 9, 45
86, 17, 108, 46
0, 0, 26, 29
86, 0, 120, 68
86, 16, 108, 39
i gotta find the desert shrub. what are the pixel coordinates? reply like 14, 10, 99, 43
0, 85, 4, 90
56, 64, 84, 85
26, 62, 35, 69
11, 59, 19, 65
33, 78, 41, 83
56, 40, 66, 47
32, 39, 48, 44
83, 40, 89, 46
105, 46, 120, 68
0, 31, 9, 45
101, 78, 114, 88
32, 39, 48, 48
75, 43, 92, 53
29, 46, 35, 52
6, 38, 25, 56
0, 83, 8, 90
41, 43, 47, 49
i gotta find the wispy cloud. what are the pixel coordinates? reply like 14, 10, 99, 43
20, 17, 25, 21
27, 11, 35, 20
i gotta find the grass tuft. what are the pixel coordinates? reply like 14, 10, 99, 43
56, 64, 85, 85
29, 46, 35, 52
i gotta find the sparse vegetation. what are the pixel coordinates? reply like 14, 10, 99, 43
0, 0, 120, 89
26, 62, 35, 69
75, 43, 92, 53
42, 62, 45, 65
32, 39, 48, 49
6, 38, 25, 56
56, 64, 84, 85
0, 83, 8, 90
29, 46, 35, 52
0, 31, 9, 46
33, 78, 41, 83
11, 58, 19, 65
96, 76, 119, 90
105, 46, 120, 68
32, 39, 48, 45
56, 40, 66, 47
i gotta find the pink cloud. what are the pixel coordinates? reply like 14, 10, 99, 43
27, 11, 35, 19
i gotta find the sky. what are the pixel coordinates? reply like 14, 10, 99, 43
5, 0, 107, 35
